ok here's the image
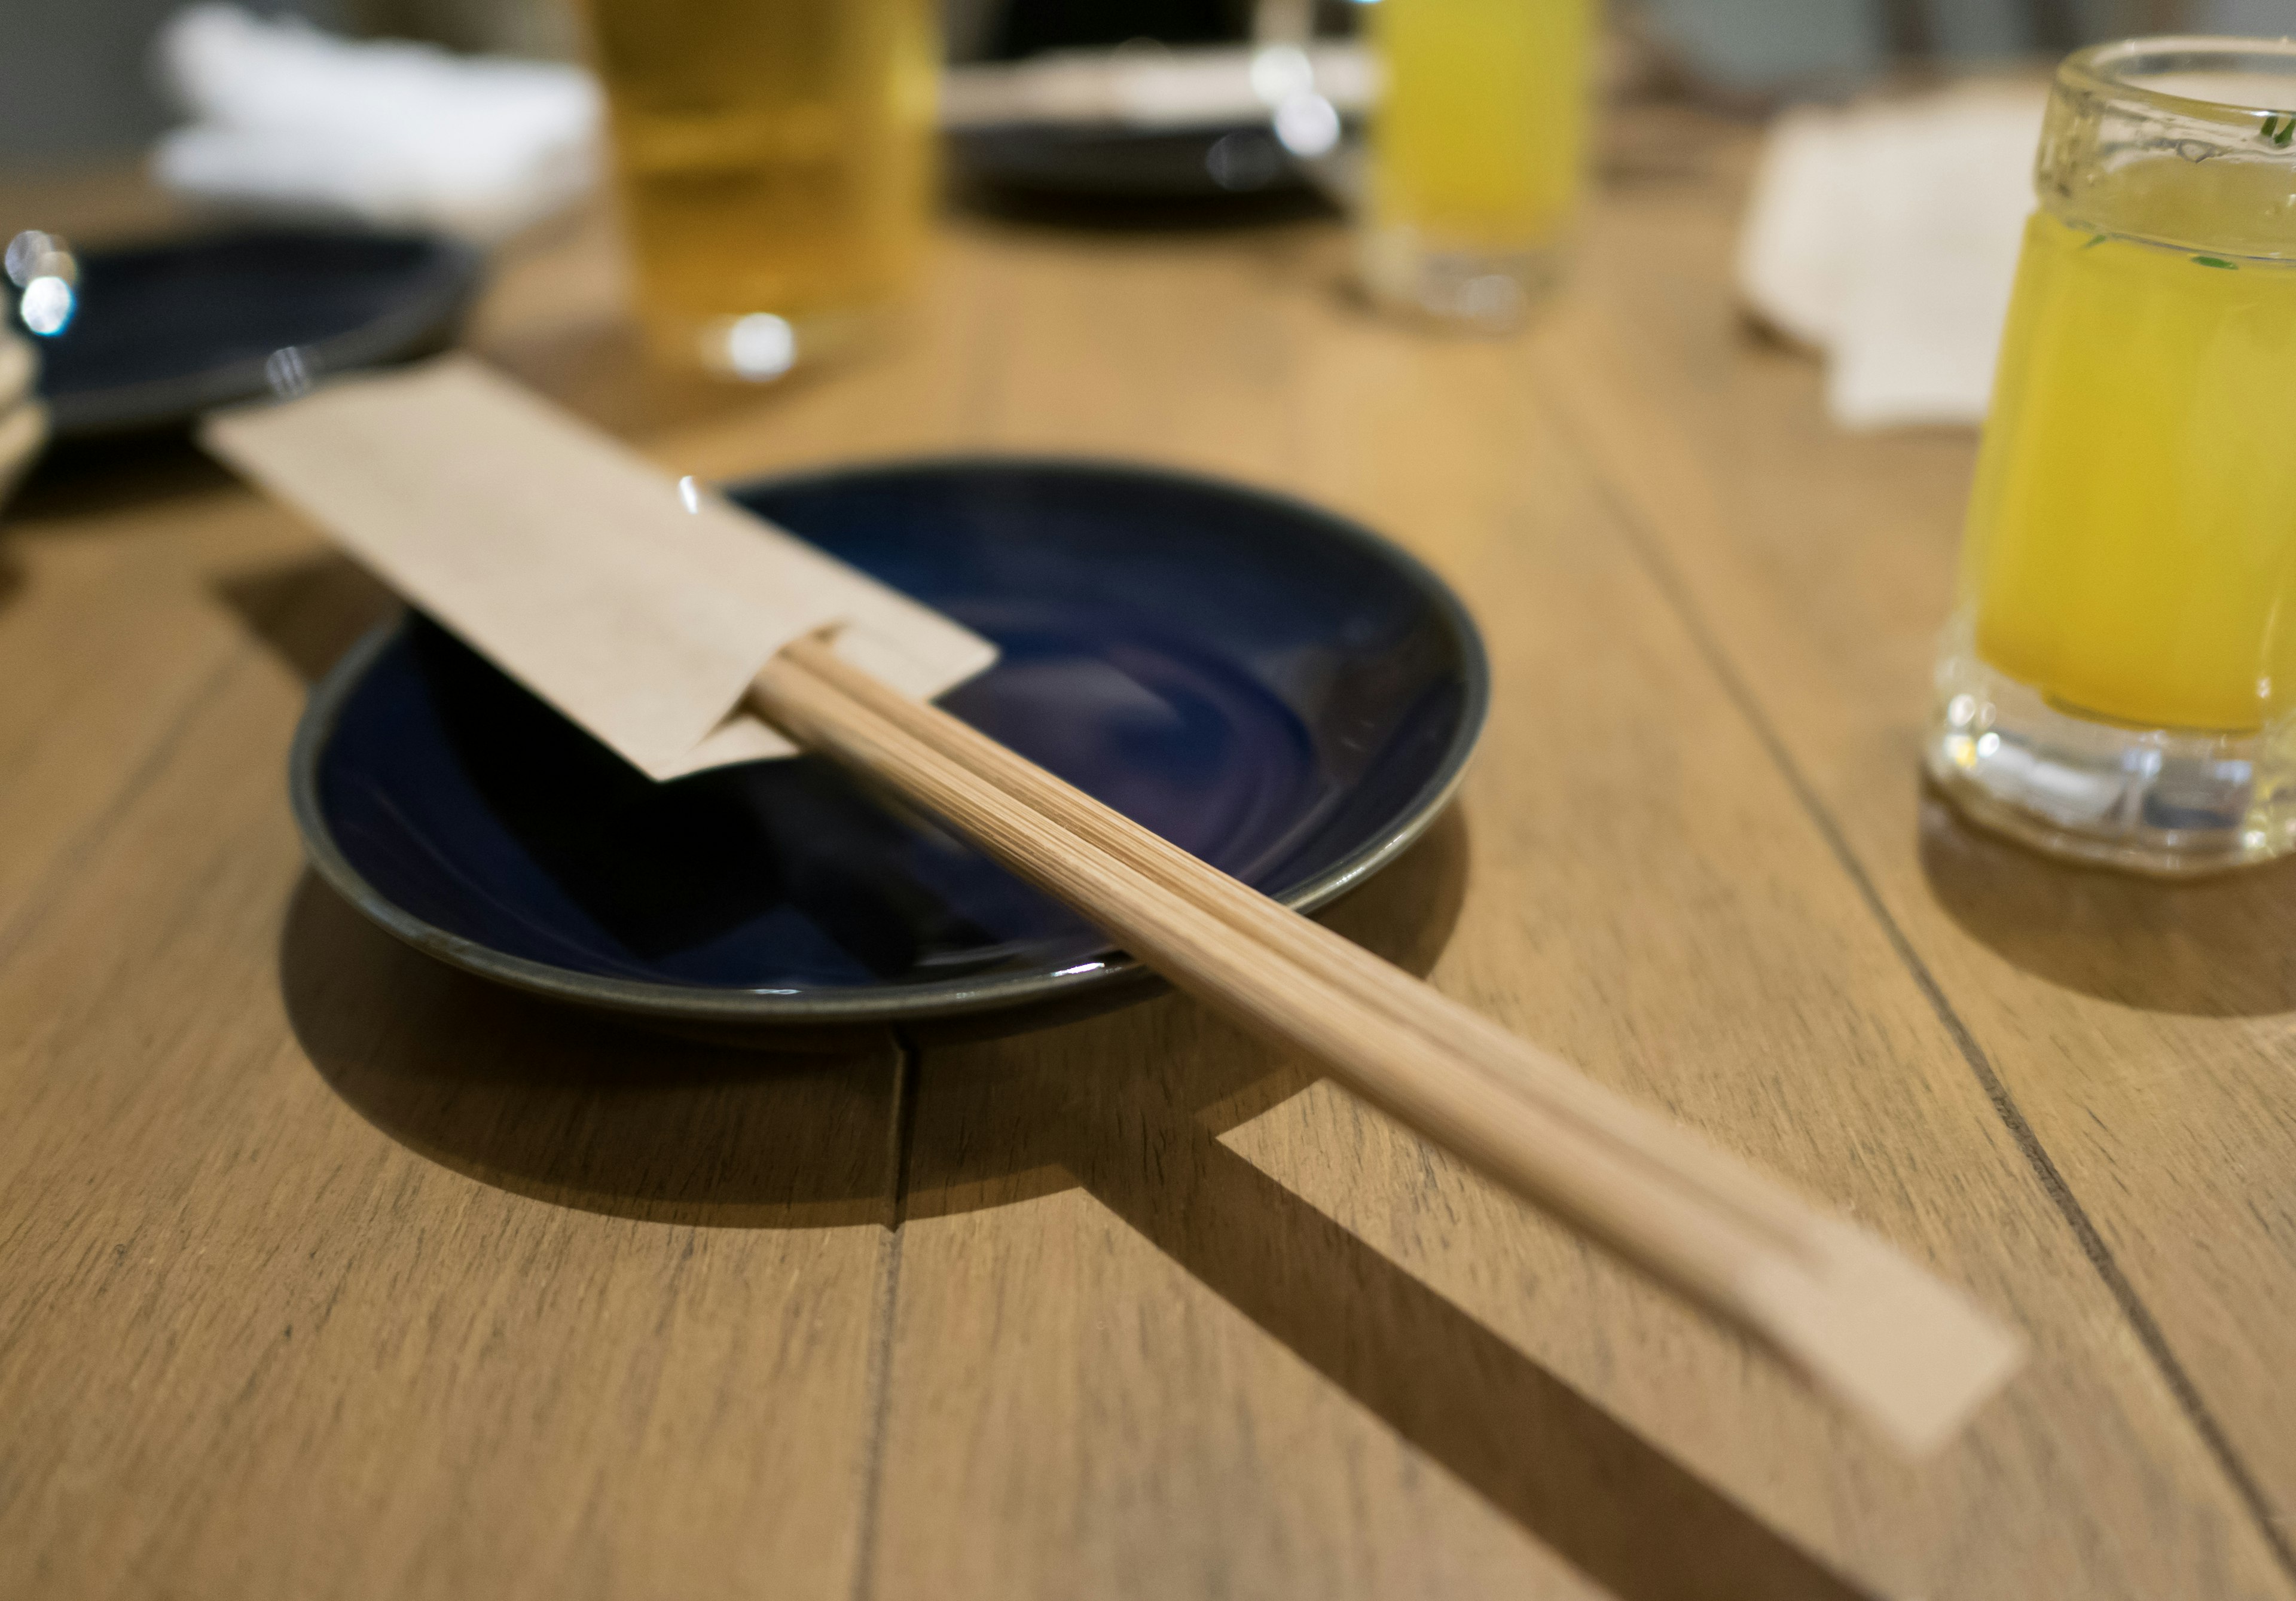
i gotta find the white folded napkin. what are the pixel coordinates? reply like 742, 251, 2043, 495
150, 4, 602, 243
1736, 81, 2048, 430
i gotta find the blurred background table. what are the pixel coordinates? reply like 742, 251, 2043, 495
6, 112, 2296, 1600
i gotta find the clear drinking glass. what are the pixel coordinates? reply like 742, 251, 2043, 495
1927, 37, 2296, 875
1357, 0, 1594, 329
577, 0, 938, 379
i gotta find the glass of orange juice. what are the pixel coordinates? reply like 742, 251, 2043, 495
1928, 37, 2296, 874
1358, 0, 1594, 329
576, 0, 938, 379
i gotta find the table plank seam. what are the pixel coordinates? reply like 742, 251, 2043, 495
1556, 416, 2296, 1588
848, 1032, 922, 1601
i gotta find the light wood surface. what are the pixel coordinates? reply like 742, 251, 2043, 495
5, 115, 2294, 1598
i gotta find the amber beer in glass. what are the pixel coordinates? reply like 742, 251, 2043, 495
579, 0, 936, 377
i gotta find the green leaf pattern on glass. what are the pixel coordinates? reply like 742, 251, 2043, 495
2263, 112, 2296, 148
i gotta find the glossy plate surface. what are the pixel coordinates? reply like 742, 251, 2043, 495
292, 459, 1486, 1034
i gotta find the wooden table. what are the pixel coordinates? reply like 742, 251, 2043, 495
7, 120, 2296, 1600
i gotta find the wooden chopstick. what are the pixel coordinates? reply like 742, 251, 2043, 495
749, 635, 2024, 1455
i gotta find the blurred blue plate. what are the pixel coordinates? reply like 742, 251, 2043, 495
291, 459, 1486, 1041
951, 123, 1329, 207
16, 227, 480, 439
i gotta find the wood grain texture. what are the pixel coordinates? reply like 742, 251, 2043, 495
837, 249, 2292, 1598
1536, 139, 2296, 1571
5, 111, 2295, 1599
0, 497, 904, 1597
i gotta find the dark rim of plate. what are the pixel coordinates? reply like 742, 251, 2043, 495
41, 228, 485, 439
287, 454, 1490, 1026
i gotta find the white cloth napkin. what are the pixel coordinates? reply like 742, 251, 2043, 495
1736, 82, 2048, 430
150, 4, 602, 243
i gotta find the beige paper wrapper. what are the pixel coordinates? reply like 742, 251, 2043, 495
204, 356, 997, 780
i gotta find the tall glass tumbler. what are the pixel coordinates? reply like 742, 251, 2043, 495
578, 0, 937, 378
1928, 38, 2296, 875
1358, 0, 1594, 329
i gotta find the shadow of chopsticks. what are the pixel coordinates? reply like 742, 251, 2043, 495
905, 823, 1876, 1601
1072, 1110, 1876, 1601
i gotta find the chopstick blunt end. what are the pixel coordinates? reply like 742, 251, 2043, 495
1741, 1225, 2025, 1458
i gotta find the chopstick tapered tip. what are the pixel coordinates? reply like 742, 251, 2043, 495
1745, 1226, 2025, 1458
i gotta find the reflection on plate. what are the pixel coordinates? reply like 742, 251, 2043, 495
292, 458, 1486, 1038
13, 227, 479, 439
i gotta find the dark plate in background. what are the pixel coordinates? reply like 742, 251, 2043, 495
292, 459, 1486, 1041
950, 122, 1326, 207
16, 227, 481, 439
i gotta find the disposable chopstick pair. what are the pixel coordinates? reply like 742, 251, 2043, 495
201, 358, 2021, 1457
752, 635, 2024, 1457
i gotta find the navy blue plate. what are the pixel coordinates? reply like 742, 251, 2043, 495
291, 459, 1486, 1038
951, 124, 1332, 207
16, 227, 480, 439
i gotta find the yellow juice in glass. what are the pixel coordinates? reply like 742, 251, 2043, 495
1361, 0, 1592, 324
580, 0, 936, 374
1929, 36, 2296, 872
1962, 170, 2296, 734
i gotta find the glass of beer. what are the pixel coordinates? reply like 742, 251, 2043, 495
578, 0, 938, 378
1358, 0, 1594, 329
1928, 38, 2296, 874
